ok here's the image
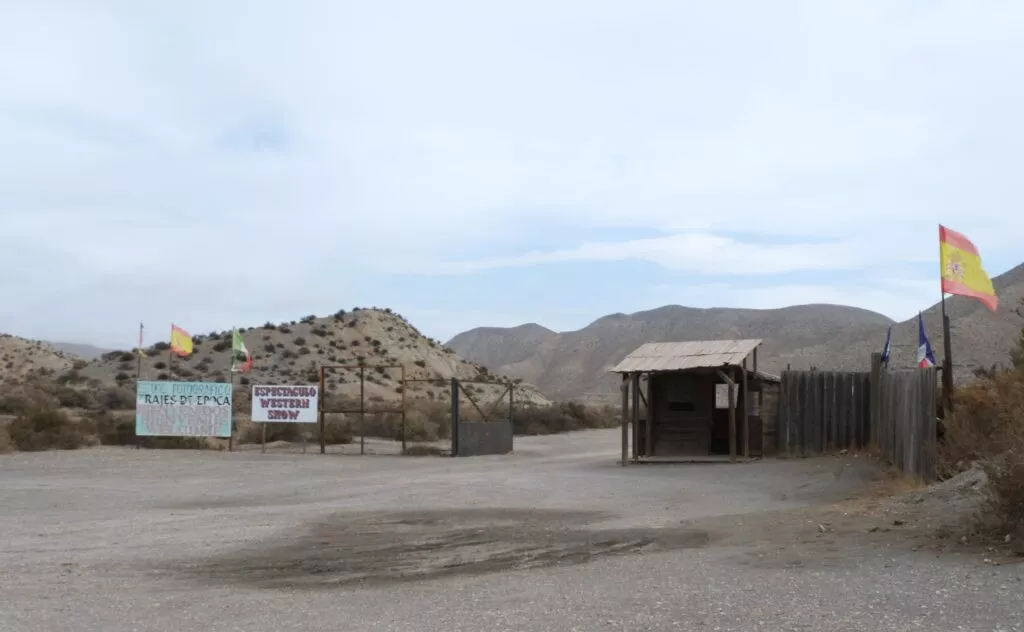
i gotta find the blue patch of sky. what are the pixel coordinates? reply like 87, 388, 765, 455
5, 105, 152, 148
218, 113, 292, 153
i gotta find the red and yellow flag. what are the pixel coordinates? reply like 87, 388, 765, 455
170, 324, 194, 357
939, 225, 998, 311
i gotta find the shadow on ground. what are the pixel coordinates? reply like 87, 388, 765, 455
166, 508, 713, 589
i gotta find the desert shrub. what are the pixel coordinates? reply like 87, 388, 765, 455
72, 359, 89, 370
264, 343, 276, 354
414, 359, 427, 368
939, 314, 1024, 536
312, 326, 329, 337
293, 336, 307, 346
278, 325, 292, 334
212, 340, 230, 352
239, 422, 303, 444
300, 314, 316, 324
511, 401, 618, 436
90, 410, 136, 446
96, 386, 135, 410
315, 419, 353, 445
151, 342, 170, 352
55, 369, 84, 385
298, 347, 311, 356
0, 423, 12, 453
55, 386, 92, 408
153, 361, 167, 370
8, 407, 91, 451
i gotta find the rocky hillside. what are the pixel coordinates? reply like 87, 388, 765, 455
449, 304, 894, 402
450, 264, 1024, 402
73, 308, 549, 406
0, 334, 78, 381
774, 263, 1024, 383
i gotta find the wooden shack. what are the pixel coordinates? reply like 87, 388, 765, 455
610, 339, 780, 464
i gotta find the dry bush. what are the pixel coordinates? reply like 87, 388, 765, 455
939, 370, 1024, 474
238, 421, 305, 444
87, 410, 136, 446
940, 366, 1024, 537
317, 418, 353, 445
8, 407, 93, 451
512, 401, 619, 435
0, 421, 12, 453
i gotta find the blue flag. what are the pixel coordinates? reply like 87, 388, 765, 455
917, 313, 937, 368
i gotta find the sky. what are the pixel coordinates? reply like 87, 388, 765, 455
1, 1, 1022, 349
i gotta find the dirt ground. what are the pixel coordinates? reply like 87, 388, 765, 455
1, 429, 1021, 631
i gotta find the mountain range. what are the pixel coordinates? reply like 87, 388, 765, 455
448, 264, 1024, 403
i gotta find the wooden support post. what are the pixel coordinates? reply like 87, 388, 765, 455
451, 377, 460, 457
716, 368, 737, 462
400, 364, 407, 455
644, 373, 652, 458
318, 365, 326, 454
869, 352, 882, 451
631, 372, 641, 462
620, 373, 629, 466
729, 368, 737, 462
742, 358, 749, 459
359, 365, 365, 456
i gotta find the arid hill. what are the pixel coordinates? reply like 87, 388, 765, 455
450, 264, 1024, 402
48, 342, 112, 360
70, 308, 549, 406
448, 304, 894, 403
0, 334, 78, 381
773, 263, 1024, 382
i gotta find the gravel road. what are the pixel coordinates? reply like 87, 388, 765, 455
1, 430, 1021, 631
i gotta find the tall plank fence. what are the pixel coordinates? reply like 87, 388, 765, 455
875, 367, 938, 481
779, 371, 871, 455
778, 365, 938, 480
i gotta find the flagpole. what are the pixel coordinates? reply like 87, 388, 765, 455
137, 322, 144, 382
168, 324, 173, 381
228, 346, 235, 453
941, 293, 955, 412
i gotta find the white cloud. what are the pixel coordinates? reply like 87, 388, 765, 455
0, 1, 1022, 344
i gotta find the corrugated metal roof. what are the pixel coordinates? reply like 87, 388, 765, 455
610, 339, 763, 373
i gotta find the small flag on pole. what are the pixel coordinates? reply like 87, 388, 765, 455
916, 313, 936, 368
137, 322, 147, 357
231, 328, 252, 373
170, 324, 193, 357
939, 225, 998, 311
880, 325, 892, 366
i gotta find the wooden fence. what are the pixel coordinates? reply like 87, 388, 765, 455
778, 371, 871, 455
778, 364, 938, 480
874, 367, 938, 481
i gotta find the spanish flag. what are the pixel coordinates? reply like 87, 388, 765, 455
170, 324, 194, 357
939, 225, 998, 311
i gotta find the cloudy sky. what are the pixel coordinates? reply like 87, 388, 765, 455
1, 1, 1021, 348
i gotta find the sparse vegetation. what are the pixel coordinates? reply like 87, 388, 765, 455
8, 407, 91, 451
939, 304, 1024, 541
